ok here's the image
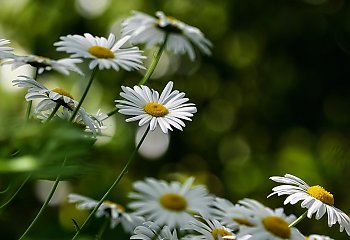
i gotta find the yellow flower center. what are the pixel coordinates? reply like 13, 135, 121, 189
28, 56, 51, 68
167, 16, 177, 22
211, 228, 234, 240
36, 56, 50, 60
156, 16, 182, 34
262, 216, 291, 239
88, 45, 115, 59
159, 193, 187, 211
233, 218, 254, 227
51, 88, 74, 99
103, 200, 125, 212
144, 102, 169, 117
307, 185, 334, 205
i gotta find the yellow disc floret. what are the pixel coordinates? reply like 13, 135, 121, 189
103, 200, 125, 212
144, 102, 169, 117
35, 56, 50, 60
88, 45, 115, 59
262, 216, 291, 239
307, 185, 334, 206
159, 193, 187, 211
156, 15, 182, 34
233, 218, 254, 227
51, 88, 74, 99
211, 228, 234, 240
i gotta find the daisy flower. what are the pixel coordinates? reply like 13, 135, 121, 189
68, 193, 144, 233
115, 81, 197, 134
212, 197, 255, 230
0, 38, 13, 58
54, 33, 145, 71
306, 234, 334, 240
268, 174, 350, 236
182, 217, 236, 240
12, 76, 102, 134
128, 177, 213, 230
13, 75, 77, 112
2, 54, 83, 75
131, 221, 179, 240
122, 11, 212, 61
236, 198, 304, 240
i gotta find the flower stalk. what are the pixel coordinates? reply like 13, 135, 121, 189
46, 103, 61, 122
138, 34, 168, 85
70, 67, 98, 122
71, 126, 150, 240
288, 210, 308, 228
18, 158, 66, 240
25, 67, 39, 121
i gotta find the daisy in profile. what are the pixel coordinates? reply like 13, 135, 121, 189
128, 177, 213, 230
13, 75, 77, 113
54, 33, 145, 71
2, 54, 83, 75
268, 174, 350, 236
115, 81, 197, 134
122, 11, 212, 61
12, 76, 103, 134
212, 197, 255, 230
68, 193, 144, 233
236, 198, 304, 240
182, 217, 236, 240
0, 38, 13, 58
131, 221, 179, 240
306, 234, 334, 240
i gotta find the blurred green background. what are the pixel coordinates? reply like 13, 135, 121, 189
1, 0, 350, 239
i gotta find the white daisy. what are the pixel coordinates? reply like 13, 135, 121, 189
0, 38, 13, 58
2, 54, 83, 75
212, 197, 255, 230
12, 76, 102, 135
13, 75, 77, 113
131, 221, 179, 240
122, 11, 212, 61
182, 217, 236, 240
54, 33, 145, 71
306, 234, 334, 240
236, 198, 304, 240
268, 174, 350, 236
128, 177, 213, 230
68, 193, 144, 233
115, 81, 197, 134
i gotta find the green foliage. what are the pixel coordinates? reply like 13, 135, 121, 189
1, 0, 350, 239
0, 119, 94, 178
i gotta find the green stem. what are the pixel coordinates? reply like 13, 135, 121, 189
46, 103, 61, 122
107, 37, 168, 120
71, 126, 150, 240
70, 67, 98, 122
34, 67, 39, 80
25, 101, 33, 121
138, 34, 168, 85
288, 210, 308, 228
95, 217, 109, 240
25, 68, 39, 121
0, 175, 30, 209
106, 108, 118, 118
18, 158, 66, 240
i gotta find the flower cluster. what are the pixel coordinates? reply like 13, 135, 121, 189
1, 9, 211, 240
68, 175, 348, 239
1, 8, 349, 240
